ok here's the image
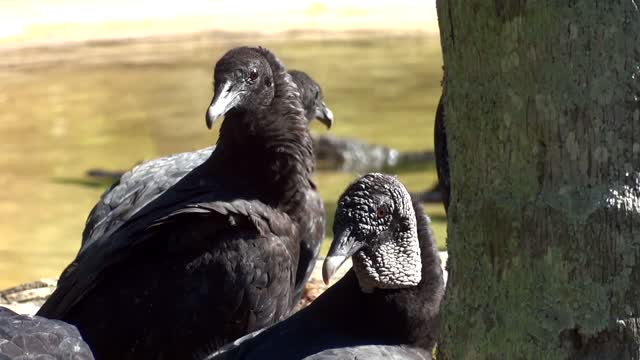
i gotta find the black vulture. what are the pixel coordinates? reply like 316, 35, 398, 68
38, 46, 322, 359
288, 70, 333, 126
81, 69, 333, 252
78, 69, 331, 311
413, 95, 448, 208
206, 173, 445, 360
0, 306, 94, 359
434, 94, 450, 212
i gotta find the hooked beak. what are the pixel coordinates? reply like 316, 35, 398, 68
322, 227, 363, 285
206, 81, 243, 129
315, 101, 334, 129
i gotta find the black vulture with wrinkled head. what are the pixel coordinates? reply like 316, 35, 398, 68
79, 69, 333, 306
38, 46, 322, 359
0, 306, 94, 360
205, 173, 445, 360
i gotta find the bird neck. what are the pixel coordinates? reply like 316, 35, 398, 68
353, 225, 422, 294
208, 57, 315, 216
363, 202, 444, 349
295, 203, 443, 351
307, 269, 433, 347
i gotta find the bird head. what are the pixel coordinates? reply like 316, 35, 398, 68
323, 173, 422, 293
206, 47, 276, 129
288, 70, 334, 129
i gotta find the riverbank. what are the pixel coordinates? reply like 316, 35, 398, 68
0, 0, 438, 51
0, 30, 437, 70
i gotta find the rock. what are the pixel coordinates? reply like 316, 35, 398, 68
313, 135, 434, 172
0, 278, 57, 315
86, 135, 436, 183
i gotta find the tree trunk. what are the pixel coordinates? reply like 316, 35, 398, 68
435, 1, 640, 359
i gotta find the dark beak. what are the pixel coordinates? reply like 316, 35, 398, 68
314, 101, 334, 129
205, 81, 243, 129
322, 227, 363, 285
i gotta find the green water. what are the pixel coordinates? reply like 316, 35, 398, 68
0, 33, 445, 289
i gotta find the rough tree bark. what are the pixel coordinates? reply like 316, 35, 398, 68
435, 1, 640, 359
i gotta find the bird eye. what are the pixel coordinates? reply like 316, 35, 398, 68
265, 77, 272, 87
249, 69, 259, 81
376, 208, 386, 219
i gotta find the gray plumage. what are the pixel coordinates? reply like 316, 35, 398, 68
81, 146, 214, 251
306, 345, 430, 360
0, 306, 94, 360
206, 173, 444, 360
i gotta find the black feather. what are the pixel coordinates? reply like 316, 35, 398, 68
205, 182, 444, 360
38, 47, 322, 359
0, 306, 94, 360
79, 70, 329, 305
434, 94, 450, 212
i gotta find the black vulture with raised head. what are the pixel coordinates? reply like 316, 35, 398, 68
206, 173, 445, 360
80, 69, 333, 252
78, 69, 333, 306
38, 46, 322, 359
0, 306, 94, 359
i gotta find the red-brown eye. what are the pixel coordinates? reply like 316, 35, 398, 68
249, 69, 259, 81
376, 208, 385, 219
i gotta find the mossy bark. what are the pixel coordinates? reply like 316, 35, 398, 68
435, 1, 640, 358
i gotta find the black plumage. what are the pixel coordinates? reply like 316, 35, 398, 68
38, 46, 322, 359
434, 94, 450, 212
0, 306, 94, 360
206, 173, 444, 360
81, 69, 333, 252
78, 69, 332, 306
288, 70, 333, 126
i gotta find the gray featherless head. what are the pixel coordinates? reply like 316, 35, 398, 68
323, 173, 421, 293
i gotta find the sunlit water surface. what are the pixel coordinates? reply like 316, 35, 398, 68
0, 33, 444, 288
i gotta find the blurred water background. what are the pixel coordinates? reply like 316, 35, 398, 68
0, 1, 443, 288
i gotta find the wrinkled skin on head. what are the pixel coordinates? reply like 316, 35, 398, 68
324, 173, 422, 292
